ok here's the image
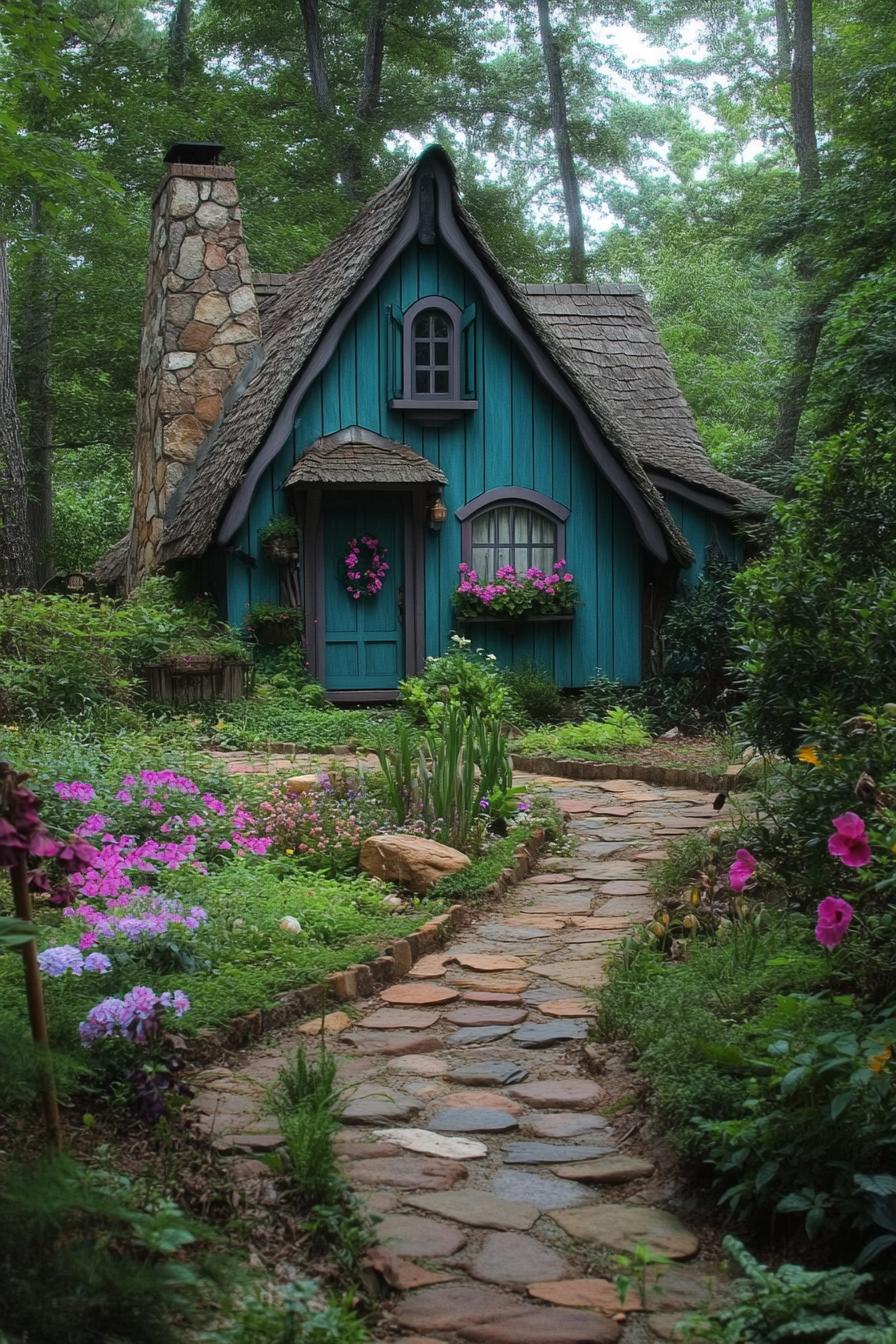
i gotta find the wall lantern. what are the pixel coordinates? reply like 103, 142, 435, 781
427, 494, 448, 532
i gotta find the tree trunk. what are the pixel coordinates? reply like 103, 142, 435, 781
167, 0, 192, 90
0, 238, 35, 591
774, 0, 791, 79
299, 0, 334, 116
22, 198, 53, 583
341, 0, 388, 198
773, 0, 822, 460
536, 0, 587, 284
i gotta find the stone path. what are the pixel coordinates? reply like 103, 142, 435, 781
191, 774, 729, 1342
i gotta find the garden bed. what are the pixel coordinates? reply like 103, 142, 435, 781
512, 734, 746, 791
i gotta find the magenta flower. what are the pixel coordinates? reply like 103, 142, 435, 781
815, 895, 855, 948
728, 848, 757, 892
827, 812, 872, 868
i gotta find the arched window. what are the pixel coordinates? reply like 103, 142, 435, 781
401, 296, 461, 402
456, 488, 570, 583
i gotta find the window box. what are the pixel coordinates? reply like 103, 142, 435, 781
455, 612, 575, 625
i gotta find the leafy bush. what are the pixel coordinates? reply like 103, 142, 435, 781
0, 1155, 218, 1344
209, 1280, 369, 1344
683, 1236, 896, 1341
595, 921, 826, 1155
0, 579, 244, 722
400, 637, 506, 726
514, 708, 651, 758
501, 659, 563, 725
735, 420, 896, 752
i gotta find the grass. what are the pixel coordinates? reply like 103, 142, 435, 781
593, 916, 827, 1155
429, 817, 557, 900
514, 710, 651, 760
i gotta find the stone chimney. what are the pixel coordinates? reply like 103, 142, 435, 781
127, 142, 262, 586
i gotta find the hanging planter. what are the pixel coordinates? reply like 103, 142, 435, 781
260, 515, 300, 565
343, 535, 389, 600
246, 603, 304, 646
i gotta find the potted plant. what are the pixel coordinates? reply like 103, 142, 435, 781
451, 561, 578, 622
260, 515, 300, 565
246, 602, 303, 646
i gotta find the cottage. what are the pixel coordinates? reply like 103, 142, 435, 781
99, 141, 768, 700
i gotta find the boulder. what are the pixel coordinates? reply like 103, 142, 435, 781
360, 834, 470, 893
286, 774, 320, 794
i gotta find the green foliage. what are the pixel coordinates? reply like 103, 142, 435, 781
400, 641, 507, 727
208, 1279, 369, 1344
429, 819, 554, 900
0, 581, 245, 722
594, 921, 826, 1156
500, 660, 563, 725
0, 1154, 218, 1344
270, 1046, 345, 1209
735, 422, 896, 752
683, 1236, 896, 1342
374, 704, 514, 851
702, 996, 896, 1253
515, 709, 651, 759
649, 834, 715, 908
259, 515, 300, 544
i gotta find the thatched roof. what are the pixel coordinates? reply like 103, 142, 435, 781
90, 533, 129, 590
522, 285, 771, 514
283, 427, 447, 487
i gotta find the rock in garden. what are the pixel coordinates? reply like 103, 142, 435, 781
357, 1007, 443, 1031
341, 1085, 424, 1125
513, 1021, 588, 1048
502, 1142, 614, 1165
376, 1211, 468, 1257
445, 1005, 528, 1026
447, 1025, 515, 1046
527, 1279, 641, 1313
360, 834, 470, 892
341, 1153, 468, 1190
524, 1113, 611, 1138
372, 1127, 487, 1159
381, 983, 459, 1006
469, 1231, 573, 1286
509, 1079, 603, 1110
430, 1108, 519, 1133
549, 1205, 699, 1259
404, 1190, 540, 1230
446, 1060, 530, 1087
551, 1155, 654, 1184
285, 774, 320, 793
490, 1168, 594, 1210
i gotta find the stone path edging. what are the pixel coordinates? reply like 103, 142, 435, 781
190, 776, 731, 1342
181, 827, 549, 1066
511, 754, 747, 793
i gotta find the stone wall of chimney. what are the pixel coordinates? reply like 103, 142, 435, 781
126, 162, 261, 586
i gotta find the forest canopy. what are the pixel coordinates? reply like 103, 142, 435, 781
0, 0, 894, 582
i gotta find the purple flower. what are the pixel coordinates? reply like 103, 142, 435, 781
828, 812, 873, 868
83, 952, 112, 974
54, 780, 96, 804
38, 945, 85, 977
728, 848, 757, 892
159, 989, 191, 1017
815, 895, 855, 948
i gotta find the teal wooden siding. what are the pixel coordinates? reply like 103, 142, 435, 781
662, 496, 743, 589
223, 239, 735, 687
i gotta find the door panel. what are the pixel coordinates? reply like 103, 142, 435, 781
322, 495, 405, 691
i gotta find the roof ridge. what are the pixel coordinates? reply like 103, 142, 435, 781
522, 282, 644, 297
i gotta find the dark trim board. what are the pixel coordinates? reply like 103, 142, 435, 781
650, 472, 739, 518
328, 689, 400, 703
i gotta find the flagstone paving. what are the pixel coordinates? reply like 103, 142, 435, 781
191, 774, 731, 1341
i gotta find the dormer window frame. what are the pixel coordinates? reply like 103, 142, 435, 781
389, 295, 479, 422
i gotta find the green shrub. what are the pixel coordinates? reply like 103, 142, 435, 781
735, 420, 896, 753
0, 1155, 219, 1344
594, 920, 826, 1154
683, 1236, 896, 1341
702, 995, 896, 1254
209, 1280, 369, 1344
515, 708, 651, 758
400, 639, 506, 726
0, 579, 244, 722
501, 659, 563, 725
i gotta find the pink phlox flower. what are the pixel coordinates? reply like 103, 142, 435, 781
54, 780, 96, 804
728, 848, 758, 892
815, 895, 855, 948
828, 812, 872, 868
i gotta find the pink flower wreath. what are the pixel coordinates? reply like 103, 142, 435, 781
343, 535, 389, 600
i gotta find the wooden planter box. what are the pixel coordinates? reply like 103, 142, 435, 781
146, 659, 252, 706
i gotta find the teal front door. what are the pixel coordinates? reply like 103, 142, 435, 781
321, 494, 406, 692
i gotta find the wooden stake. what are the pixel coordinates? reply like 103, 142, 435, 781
10, 854, 61, 1149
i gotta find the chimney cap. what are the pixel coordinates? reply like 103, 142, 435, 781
164, 141, 224, 166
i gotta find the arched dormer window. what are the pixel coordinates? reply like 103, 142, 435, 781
390, 296, 477, 422
403, 296, 460, 401
456, 488, 570, 583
